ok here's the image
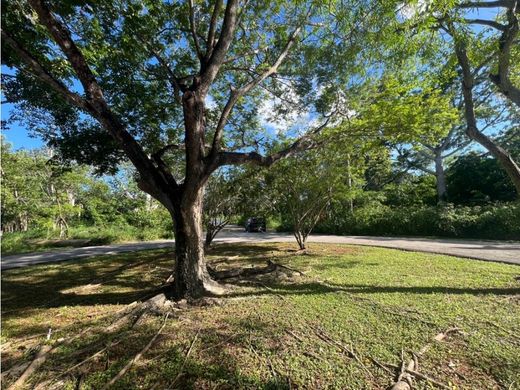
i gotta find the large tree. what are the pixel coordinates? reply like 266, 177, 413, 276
2, 0, 365, 298
400, 0, 520, 193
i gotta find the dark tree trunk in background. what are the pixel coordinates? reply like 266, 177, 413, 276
454, 40, 520, 195
434, 151, 448, 203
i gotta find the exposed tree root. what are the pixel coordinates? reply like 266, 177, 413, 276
388, 327, 461, 390
59, 340, 123, 377
5, 292, 175, 389
312, 327, 373, 378
207, 260, 304, 282
102, 313, 170, 389
207, 260, 277, 280
6, 321, 106, 390
7, 345, 53, 390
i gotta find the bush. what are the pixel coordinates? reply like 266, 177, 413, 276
313, 202, 520, 240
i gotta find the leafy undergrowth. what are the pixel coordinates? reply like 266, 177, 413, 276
1, 243, 519, 389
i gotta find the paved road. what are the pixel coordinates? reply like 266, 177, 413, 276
2, 228, 519, 270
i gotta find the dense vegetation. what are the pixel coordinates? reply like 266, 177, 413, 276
1, 138, 173, 255
2, 131, 518, 256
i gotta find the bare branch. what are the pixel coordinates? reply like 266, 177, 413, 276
462, 18, 507, 30
188, 0, 204, 62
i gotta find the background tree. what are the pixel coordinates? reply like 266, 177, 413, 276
447, 152, 517, 203
203, 171, 240, 249
267, 148, 346, 250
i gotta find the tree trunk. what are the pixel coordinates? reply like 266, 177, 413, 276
170, 190, 225, 299
455, 40, 520, 195
294, 229, 306, 250
434, 151, 448, 203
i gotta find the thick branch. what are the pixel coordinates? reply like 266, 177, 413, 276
199, 0, 239, 94
188, 0, 204, 62
463, 18, 507, 30
214, 118, 330, 168
206, 0, 223, 59
454, 33, 520, 193
209, 22, 305, 158
27, 0, 177, 202
457, 0, 515, 8
490, 3, 520, 107
1, 30, 88, 110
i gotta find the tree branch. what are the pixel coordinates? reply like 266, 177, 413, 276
26, 0, 178, 199
208, 20, 306, 158
462, 18, 507, 30
457, 0, 514, 8
489, 2, 520, 107
206, 0, 223, 59
214, 117, 330, 168
1, 29, 88, 110
452, 27, 520, 193
199, 0, 240, 94
188, 0, 204, 62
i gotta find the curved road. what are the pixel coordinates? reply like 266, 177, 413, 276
2, 228, 519, 270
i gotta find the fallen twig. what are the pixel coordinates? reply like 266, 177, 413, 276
286, 329, 304, 342
102, 313, 170, 389
388, 327, 461, 390
7, 345, 52, 390
312, 327, 373, 378
405, 368, 451, 389
484, 320, 520, 341
169, 328, 201, 388
369, 357, 394, 375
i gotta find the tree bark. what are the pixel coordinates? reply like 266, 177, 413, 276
434, 150, 448, 203
170, 189, 224, 299
454, 37, 520, 195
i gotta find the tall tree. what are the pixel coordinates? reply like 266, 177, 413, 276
405, 0, 520, 193
2, 0, 357, 298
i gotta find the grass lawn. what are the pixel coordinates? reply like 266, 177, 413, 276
1, 243, 519, 389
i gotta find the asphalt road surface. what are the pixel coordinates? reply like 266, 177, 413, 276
2, 227, 519, 270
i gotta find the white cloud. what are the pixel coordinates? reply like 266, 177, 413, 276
397, 0, 429, 20
257, 81, 312, 134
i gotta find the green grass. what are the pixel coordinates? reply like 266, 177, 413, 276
1, 243, 519, 389
1, 226, 173, 256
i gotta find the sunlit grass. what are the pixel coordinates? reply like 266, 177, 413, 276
1, 243, 519, 389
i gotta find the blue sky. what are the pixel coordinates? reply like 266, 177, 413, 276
2, 103, 44, 150
0, 6, 504, 152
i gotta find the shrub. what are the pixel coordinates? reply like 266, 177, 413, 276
313, 202, 520, 240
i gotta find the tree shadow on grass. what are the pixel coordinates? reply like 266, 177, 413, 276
1, 250, 173, 320
2, 315, 295, 390
224, 280, 520, 299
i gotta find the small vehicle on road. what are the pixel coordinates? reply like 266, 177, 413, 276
245, 217, 266, 232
